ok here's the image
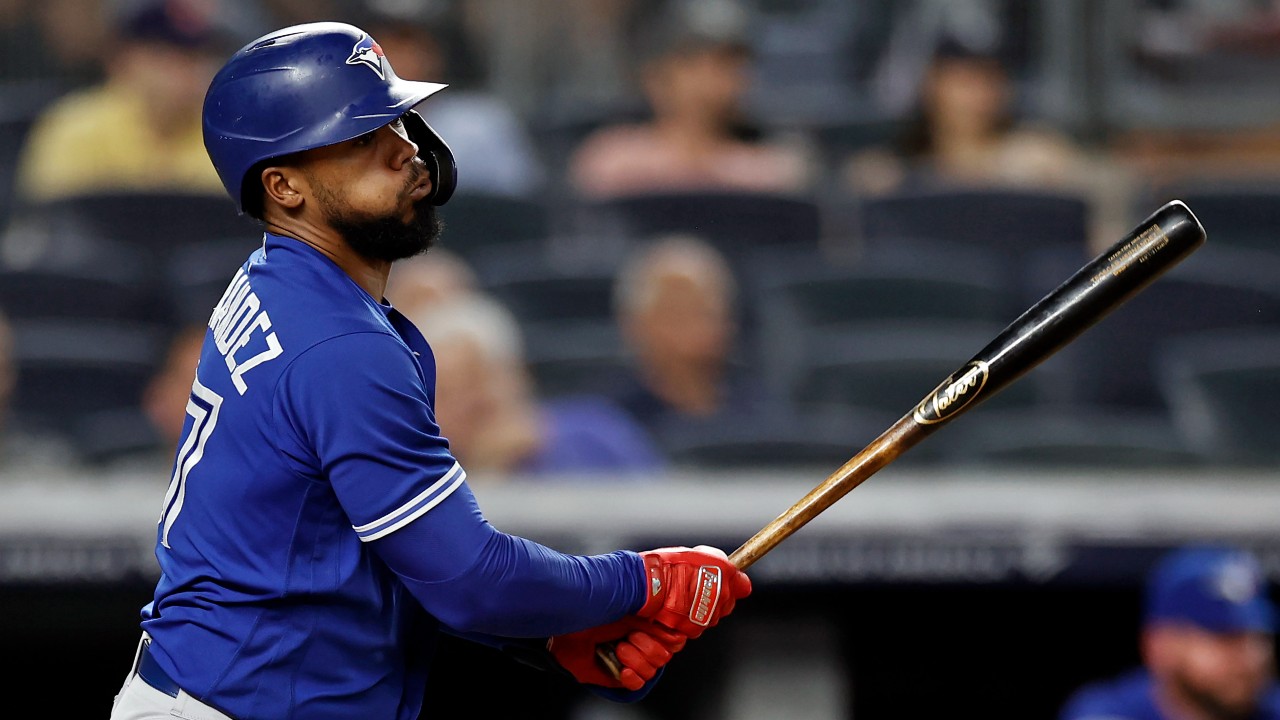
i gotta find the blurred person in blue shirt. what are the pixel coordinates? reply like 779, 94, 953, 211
1060, 544, 1280, 720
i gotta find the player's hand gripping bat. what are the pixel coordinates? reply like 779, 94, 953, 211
596, 199, 1207, 679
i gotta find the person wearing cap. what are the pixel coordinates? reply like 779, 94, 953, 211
14, 0, 234, 202
1060, 544, 1280, 720
567, 0, 814, 199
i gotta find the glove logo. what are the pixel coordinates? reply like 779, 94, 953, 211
690, 566, 722, 627
346, 34, 386, 79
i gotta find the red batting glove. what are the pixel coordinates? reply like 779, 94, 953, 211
548, 615, 687, 691
636, 545, 752, 639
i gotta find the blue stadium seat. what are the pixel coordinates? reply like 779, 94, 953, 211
31, 191, 254, 255
1150, 181, 1280, 254
1066, 245, 1280, 411
436, 191, 554, 264
574, 190, 824, 269
8, 318, 167, 464
854, 187, 1092, 292
747, 242, 1044, 417
1157, 328, 1280, 466
943, 407, 1204, 469
476, 246, 626, 398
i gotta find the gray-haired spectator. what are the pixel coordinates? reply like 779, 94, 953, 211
608, 234, 764, 446
402, 291, 664, 481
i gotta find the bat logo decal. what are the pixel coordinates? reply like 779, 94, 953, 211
913, 360, 989, 425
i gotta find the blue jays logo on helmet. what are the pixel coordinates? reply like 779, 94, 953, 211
346, 34, 386, 79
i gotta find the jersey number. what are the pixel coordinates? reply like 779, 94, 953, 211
159, 378, 224, 548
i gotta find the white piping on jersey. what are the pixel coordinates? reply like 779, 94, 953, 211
352, 461, 467, 542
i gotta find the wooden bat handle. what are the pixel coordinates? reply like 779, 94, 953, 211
728, 416, 923, 570
592, 416, 928, 680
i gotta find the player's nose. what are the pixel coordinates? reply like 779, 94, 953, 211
387, 126, 419, 170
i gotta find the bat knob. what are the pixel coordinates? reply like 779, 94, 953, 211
595, 642, 625, 681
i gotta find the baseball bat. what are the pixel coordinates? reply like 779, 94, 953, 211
596, 199, 1206, 678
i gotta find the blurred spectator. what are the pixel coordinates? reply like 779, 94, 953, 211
844, 36, 1134, 252
141, 323, 205, 451
845, 37, 1091, 196
567, 0, 814, 199
403, 292, 664, 480
454, 0, 653, 122
362, 11, 547, 198
608, 234, 762, 444
1060, 544, 1280, 720
0, 0, 112, 87
385, 247, 480, 315
13, 0, 233, 203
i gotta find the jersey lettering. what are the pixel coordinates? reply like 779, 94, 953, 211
159, 378, 223, 548
208, 267, 283, 395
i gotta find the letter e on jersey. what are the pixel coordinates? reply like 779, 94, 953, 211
209, 268, 283, 394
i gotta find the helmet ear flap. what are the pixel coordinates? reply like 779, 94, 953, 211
404, 110, 456, 206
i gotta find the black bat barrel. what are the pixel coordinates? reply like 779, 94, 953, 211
912, 200, 1207, 426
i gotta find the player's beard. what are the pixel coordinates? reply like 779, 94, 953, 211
314, 173, 444, 263
1170, 673, 1260, 720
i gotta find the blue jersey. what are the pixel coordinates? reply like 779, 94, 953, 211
141, 233, 645, 720
1060, 668, 1280, 720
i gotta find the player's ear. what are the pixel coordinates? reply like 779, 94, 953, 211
261, 166, 304, 210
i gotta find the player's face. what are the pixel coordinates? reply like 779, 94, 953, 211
301, 117, 443, 262
1168, 628, 1275, 719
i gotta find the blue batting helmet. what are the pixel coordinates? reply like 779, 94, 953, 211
202, 21, 457, 215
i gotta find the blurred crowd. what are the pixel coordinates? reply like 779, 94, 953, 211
2, 0, 1280, 477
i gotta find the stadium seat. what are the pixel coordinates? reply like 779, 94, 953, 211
521, 324, 629, 399
943, 407, 1204, 469
477, 247, 626, 398
783, 324, 1040, 425
436, 191, 554, 264
854, 187, 1092, 292
1066, 245, 1280, 411
0, 265, 159, 324
0, 246, 174, 463
1157, 328, 1280, 466
747, 243, 1044, 413
856, 187, 1091, 253
8, 318, 168, 463
0, 80, 64, 234
163, 236, 262, 327
574, 190, 824, 271
478, 245, 619, 325
31, 191, 255, 256
1149, 180, 1280, 253
655, 404, 879, 471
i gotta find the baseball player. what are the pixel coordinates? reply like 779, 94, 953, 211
109, 21, 751, 720
1059, 545, 1280, 720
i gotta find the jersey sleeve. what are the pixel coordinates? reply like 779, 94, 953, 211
275, 331, 461, 534
275, 331, 646, 637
